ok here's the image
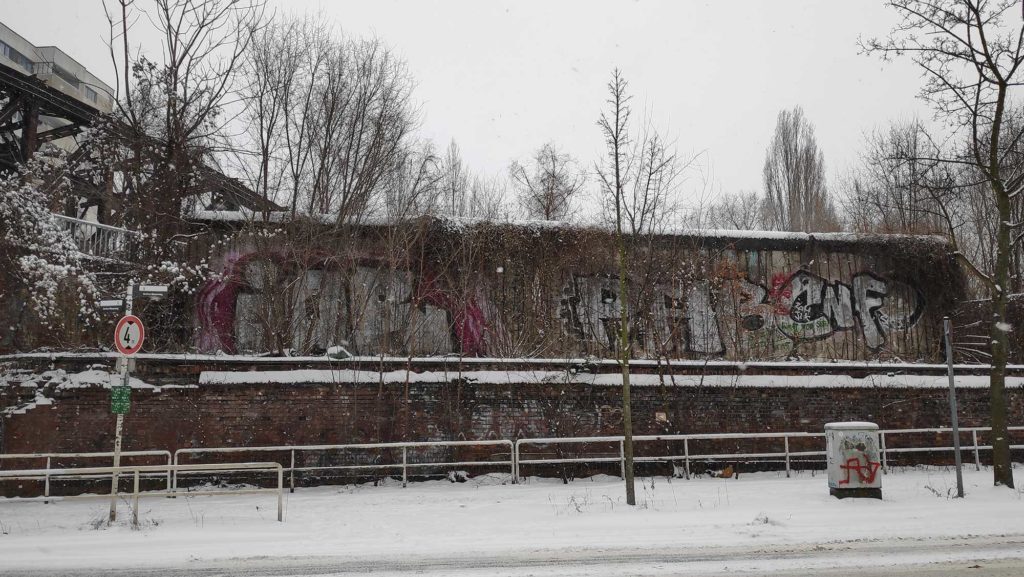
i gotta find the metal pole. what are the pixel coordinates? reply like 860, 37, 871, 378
132, 470, 140, 527
509, 441, 516, 483
944, 317, 965, 498
109, 282, 133, 523
277, 466, 283, 522
402, 447, 407, 488
784, 436, 791, 478
619, 440, 625, 480
972, 429, 981, 471
880, 432, 888, 474
44, 456, 50, 503
683, 438, 690, 480
290, 450, 295, 493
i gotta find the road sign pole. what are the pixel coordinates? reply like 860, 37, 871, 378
109, 282, 134, 523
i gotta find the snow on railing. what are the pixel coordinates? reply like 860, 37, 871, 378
174, 439, 515, 492
52, 213, 141, 260
514, 426, 1024, 480
0, 461, 284, 524
0, 450, 172, 497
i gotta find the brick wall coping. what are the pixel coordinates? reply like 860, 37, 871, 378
0, 352, 1018, 374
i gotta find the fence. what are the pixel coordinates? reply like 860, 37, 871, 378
2, 425, 1021, 501
52, 213, 140, 260
0, 450, 172, 498
0, 462, 284, 523
174, 439, 515, 492
514, 426, 1024, 480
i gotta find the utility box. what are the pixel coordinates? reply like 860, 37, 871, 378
825, 421, 882, 499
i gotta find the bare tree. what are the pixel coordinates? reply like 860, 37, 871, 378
762, 106, 838, 232
509, 143, 586, 221
101, 0, 266, 251
439, 140, 470, 217
466, 174, 510, 221
235, 15, 305, 217
864, 0, 1024, 488
707, 191, 763, 230
842, 119, 948, 234
595, 69, 636, 506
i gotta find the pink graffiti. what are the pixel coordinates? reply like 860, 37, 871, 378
196, 251, 247, 353
195, 253, 488, 356
768, 272, 793, 315
415, 271, 488, 356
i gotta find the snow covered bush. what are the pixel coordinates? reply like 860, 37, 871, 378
0, 150, 99, 323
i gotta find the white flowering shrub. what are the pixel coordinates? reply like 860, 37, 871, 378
0, 152, 100, 323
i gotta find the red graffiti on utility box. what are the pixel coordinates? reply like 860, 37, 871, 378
838, 455, 881, 485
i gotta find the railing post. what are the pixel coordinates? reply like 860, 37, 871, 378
509, 441, 516, 483
514, 441, 521, 481
165, 453, 172, 495
784, 436, 791, 478
972, 430, 981, 471
402, 447, 408, 488
619, 440, 625, 480
277, 465, 284, 522
132, 469, 140, 528
290, 450, 295, 494
684, 438, 690, 480
880, 432, 888, 474
172, 451, 179, 492
44, 456, 51, 503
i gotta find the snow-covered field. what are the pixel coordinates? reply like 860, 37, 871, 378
1, 467, 1022, 576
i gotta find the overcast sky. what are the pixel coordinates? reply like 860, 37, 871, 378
1, 0, 932, 203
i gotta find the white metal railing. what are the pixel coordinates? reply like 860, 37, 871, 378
878, 426, 1024, 472
174, 440, 515, 492
0, 450, 172, 498
514, 426, 1024, 480
0, 462, 284, 524
52, 213, 139, 259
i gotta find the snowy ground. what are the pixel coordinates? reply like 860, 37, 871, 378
1, 467, 1022, 576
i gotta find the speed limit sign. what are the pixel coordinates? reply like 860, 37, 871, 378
114, 315, 145, 355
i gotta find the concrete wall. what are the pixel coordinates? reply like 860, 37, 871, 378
192, 223, 962, 362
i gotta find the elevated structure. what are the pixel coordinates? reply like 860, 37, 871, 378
0, 21, 280, 245
0, 22, 113, 171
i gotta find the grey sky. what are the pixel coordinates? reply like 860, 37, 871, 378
1, 0, 931, 203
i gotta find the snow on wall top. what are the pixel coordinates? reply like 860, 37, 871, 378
196, 369, 1017, 389
187, 209, 948, 246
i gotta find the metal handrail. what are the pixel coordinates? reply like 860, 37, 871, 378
514, 426, 1024, 480
0, 450, 173, 498
0, 462, 284, 524
51, 213, 141, 234
174, 439, 516, 492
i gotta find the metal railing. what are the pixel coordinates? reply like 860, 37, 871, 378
174, 439, 516, 492
515, 432, 825, 480
52, 213, 139, 259
514, 426, 1024, 480
878, 426, 1024, 472
0, 450, 172, 498
0, 462, 284, 524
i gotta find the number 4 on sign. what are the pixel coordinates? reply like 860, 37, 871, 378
114, 315, 145, 356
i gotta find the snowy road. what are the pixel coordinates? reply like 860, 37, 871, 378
11, 537, 1024, 576
1, 467, 1022, 576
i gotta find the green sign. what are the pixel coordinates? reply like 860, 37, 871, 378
111, 385, 131, 414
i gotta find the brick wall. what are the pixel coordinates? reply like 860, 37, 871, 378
4, 371, 1021, 455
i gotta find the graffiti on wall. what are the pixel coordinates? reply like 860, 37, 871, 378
198, 250, 926, 359
559, 269, 925, 356
196, 252, 487, 355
